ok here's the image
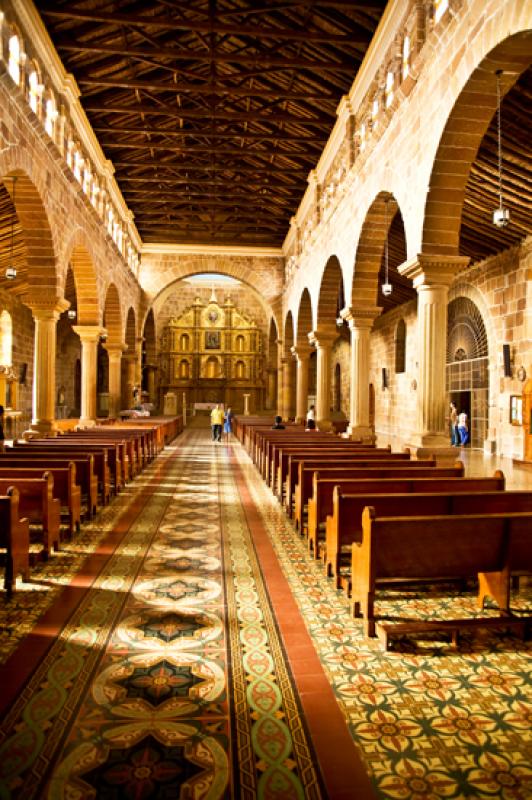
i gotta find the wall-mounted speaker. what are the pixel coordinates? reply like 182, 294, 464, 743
382, 367, 388, 389
503, 344, 512, 377
19, 363, 27, 385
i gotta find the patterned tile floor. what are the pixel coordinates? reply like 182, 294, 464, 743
0, 428, 531, 799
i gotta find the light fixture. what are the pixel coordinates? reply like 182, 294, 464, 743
67, 308, 76, 321
381, 196, 392, 297
5, 176, 17, 280
492, 70, 510, 228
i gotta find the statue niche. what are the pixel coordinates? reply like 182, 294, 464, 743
158, 294, 264, 413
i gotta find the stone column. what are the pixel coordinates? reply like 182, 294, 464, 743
266, 367, 277, 410
342, 306, 381, 441
73, 325, 105, 427
399, 254, 469, 454
25, 297, 69, 437
291, 344, 311, 423
276, 339, 283, 414
134, 336, 144, 387
104, 342, 126, 419
123, 353, 137, 407
144, 364, 157, 404
308, 329, 337, 431
280, 355, 295, 420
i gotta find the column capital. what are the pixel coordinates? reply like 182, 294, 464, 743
26, 295, 70, 320
341, 305, 381, 329
398, 254, 470, 290
291, 343, 312, 360
104, 341, 127, 357
72, 325, 106, 343
308, 328, 337, 348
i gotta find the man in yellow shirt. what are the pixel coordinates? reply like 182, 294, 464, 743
210, 404, 224, 442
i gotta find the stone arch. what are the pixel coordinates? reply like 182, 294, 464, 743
143, 309, 156, 363
62, 231, 100, 325
103, 284, 123, 345
423, 32, 531, 256
125, 307, 137, 351
0, 169, 57, 297
317, 255, 344, 330
283, 310, 295, 356
296, 289, 313, 348
352, 192, 401, 310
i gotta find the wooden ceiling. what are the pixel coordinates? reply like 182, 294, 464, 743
35, 0, 386, 246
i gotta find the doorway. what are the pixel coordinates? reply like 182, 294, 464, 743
451, 391, 471, 446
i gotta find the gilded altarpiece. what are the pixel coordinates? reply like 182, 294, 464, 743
159, 296, 264, 412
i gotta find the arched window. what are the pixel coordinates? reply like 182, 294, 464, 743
434, 0, 449, 24
402, 36, 411, 80
8, 33, 21, 86
28, 66, 42, 115
385, 70, 394, 108
395, 319, 406, 374
371, 97, 379, 131
180, 333, 190, 351
73, 148, 83, 183
44, 91, 58, 139
236, 360, 245, 379
0, 310, 13, 366
82, 164, 91, 196
236, 334, 245, 352
179, 359, 189, 379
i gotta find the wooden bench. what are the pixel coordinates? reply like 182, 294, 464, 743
293, 460, 458, 532
4, 450, 99, 518
259, 432, 345, 480
327, 482, 528, 589
0, 488, 30, 595
266, 439, 381, 487
0, 463, 81, 535
11, 443, 111, 506
282, 449, 410, 509
317, 471, 505, 580
0, 473, 60, 557
54, 434, 128, 487
351, 508, 532, 639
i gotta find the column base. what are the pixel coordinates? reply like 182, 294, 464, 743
76, 418, 96, 429
345, 424, 376, 443
23, 422, 59, 439
406, 432, 459, 463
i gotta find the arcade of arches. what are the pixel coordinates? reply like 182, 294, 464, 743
0, 1, 531, 798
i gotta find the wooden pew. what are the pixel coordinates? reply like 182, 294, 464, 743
0, 462, 82, 534
293, 460, 457, 532
327, 480, 526, 589
314, 471, 505, 575
282, 449, 409, 508
0, 487, 30, 595
4, 450, 99, 517
351, 507, 532, 641
54, 434, 128, 486
0, 473, 60, 557
266, 438, 379, 488
10, 443, 110, 507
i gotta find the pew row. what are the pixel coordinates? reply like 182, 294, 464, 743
0, 464, 80, 535
0, 473, 61, 557
0, 488, 30, 595
351, 507, 532, 641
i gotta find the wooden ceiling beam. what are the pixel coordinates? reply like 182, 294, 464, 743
53, 41, 356, 72
84, 103, 333, 125
92, 125, 327, 143
40, 8, 372, 43
115, 162, 308, 174
99, 141, 322, 156
77, 76, 336, 100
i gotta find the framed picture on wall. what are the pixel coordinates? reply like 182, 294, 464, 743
510, 395, 523, 426
205, 331, 221, 350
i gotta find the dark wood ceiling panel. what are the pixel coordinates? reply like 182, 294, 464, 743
35, 0, 385, 245
29, 3, 531, 256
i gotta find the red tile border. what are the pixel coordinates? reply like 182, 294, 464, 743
230, 455, 376, 800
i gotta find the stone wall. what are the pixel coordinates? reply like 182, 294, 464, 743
0, 289, 34, 428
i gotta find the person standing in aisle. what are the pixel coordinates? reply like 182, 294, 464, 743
210, 403, 224, 442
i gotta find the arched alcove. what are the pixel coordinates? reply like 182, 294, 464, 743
446, 297, 489, 448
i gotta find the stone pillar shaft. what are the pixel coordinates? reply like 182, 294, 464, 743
281, 356, 295, 420
292, 345, 311, 423
105, 343, 126, 418
32, 310, 60, 431
399, 254, 469, 451
73, 326, 104, 425
309, 330, 336, 430
342, 307, 380, 441
266, 368, 277, 411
